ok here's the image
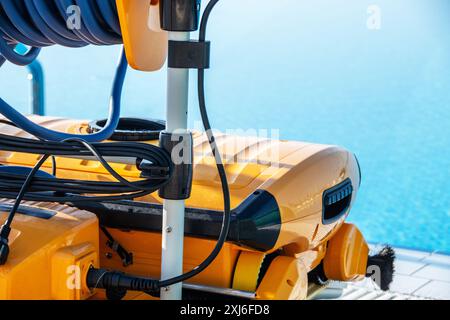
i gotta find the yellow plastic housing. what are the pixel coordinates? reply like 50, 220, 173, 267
323, 223, 369, 282
0, 200, 99, 300
116, 0, 168, 71
0, 116, 367, 299
256, 256, 308, 300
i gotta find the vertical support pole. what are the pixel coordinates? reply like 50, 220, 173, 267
160, 31, 190, 300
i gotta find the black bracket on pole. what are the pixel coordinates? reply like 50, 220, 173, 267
158, 132, 194, 200
168, 40, 210, 69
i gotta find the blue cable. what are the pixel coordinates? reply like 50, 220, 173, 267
0, 49, 127, 142
0, 0, 124, 142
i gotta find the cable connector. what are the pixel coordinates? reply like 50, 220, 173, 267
86, 268, 161, 299
137, 160, 171, 180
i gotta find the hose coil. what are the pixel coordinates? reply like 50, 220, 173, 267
0, 0, 126, 142
0, 0, 122, 66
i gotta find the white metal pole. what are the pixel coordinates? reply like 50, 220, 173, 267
160, 31, 190, 300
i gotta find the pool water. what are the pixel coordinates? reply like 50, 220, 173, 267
1, 0, 449, 253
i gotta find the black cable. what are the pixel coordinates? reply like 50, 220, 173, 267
0, 119, 58, 176
100, 226, 133, 267
159, 0, 230, 288
87, 0, 229, 294
0, 134, 173, 202
0, 135, 173, 265
0, 154, 49, 264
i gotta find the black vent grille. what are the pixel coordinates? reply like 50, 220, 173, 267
322, 179, 353, 224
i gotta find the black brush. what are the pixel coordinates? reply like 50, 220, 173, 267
366, 245, 396, 291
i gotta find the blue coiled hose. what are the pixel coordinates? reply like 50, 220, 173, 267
0, 0, 124, 142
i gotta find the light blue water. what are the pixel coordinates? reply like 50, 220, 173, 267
1, 0, 449, 253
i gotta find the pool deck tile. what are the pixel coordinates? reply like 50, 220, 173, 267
411, 264, 450, 282
393, 247, 432, 261
413, 280, 450, 300
394, 259, 426, 275
421, 253, 450, 266
315, 245, 450, 300
378, 245, 450, 298
389, 274, 430, 295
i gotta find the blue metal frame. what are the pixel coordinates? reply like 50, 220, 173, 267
27, 60, 45, 116
11, 44, 45, 116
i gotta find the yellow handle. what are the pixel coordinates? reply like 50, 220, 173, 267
116, 0, 168, 71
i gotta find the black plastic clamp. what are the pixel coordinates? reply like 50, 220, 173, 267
168, 40, 211, 69
160, 0, 201, 32
158, 131, 193, 200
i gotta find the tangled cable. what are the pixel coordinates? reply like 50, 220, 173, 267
0, 133, 173, 203
0, 130, 173, 265
0, 0, 121, 66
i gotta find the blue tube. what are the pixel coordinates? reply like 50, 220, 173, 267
23, 1, 85, 48
0, 39, 41, 66
0, 49, 127, 142
0, 0, 122, 63
0, 0, 125, 142
1, 0, 53, 47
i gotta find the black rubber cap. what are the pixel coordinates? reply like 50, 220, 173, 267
87, 118, 165, 142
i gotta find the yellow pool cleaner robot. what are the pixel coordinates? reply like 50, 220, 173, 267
0, 0, 394, 300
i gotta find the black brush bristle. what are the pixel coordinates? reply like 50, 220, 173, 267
366, 245, 396, 291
